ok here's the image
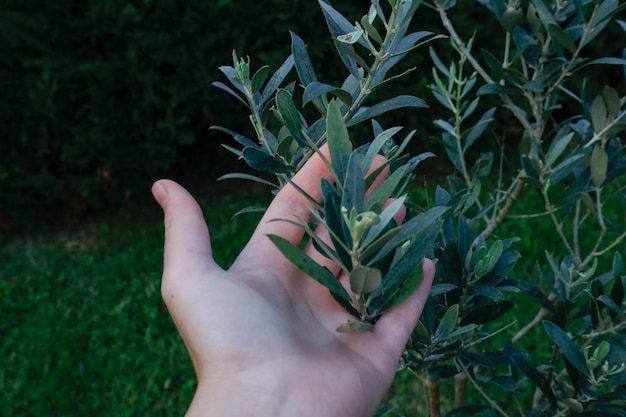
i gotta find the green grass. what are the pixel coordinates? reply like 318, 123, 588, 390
2, 176, 623, 416
1, 191, 266, 417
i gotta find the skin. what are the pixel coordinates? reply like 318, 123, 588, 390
152, 147, 434, 417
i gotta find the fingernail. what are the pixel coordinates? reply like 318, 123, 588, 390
152, 181, 168, 208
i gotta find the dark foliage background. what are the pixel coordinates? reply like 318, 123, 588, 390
1, 0, 622, 235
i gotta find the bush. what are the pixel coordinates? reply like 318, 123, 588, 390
0, 0, 369, 232
212, 0, 626, 416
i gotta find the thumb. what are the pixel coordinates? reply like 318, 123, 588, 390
152, 179, 218, 282
374, 258, 435, 360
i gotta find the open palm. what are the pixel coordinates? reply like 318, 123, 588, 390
152, 148, 434, 417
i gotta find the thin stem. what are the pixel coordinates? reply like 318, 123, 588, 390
573, 199, 582, 263
586, 229, 626, 264
436, 3, 535, 134
481, 173, 525, 240
456, 359, 513, 417
543, 190, 579, 264
511, 306, 552, 344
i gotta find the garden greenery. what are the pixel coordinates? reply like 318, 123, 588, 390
215, 0, 626, 415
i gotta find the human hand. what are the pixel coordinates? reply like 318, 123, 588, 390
152, 149, 435, 417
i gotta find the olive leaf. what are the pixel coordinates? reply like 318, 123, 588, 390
591, 144, 609, 187
349, 266, 382, 296
267, 234, 355, 314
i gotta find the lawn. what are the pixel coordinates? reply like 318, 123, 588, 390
2, 179, 623, 416
1, 190, 267, 416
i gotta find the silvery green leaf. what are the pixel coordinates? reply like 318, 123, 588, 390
591, 93, 608, 132
430, 283, 457, 297
360, 13, 383, 45
461, 97, 480, 120
347, 95, 428, 127
547, 23, 576, 53
547, 152, 587, 184
260, 55, 295, 106
512, 26, 540, 65
210, 125, 259, 149
584, 0, 625, 48
376, 266, 426, 313
370, 212, 444, 303
474, 240, 504, 278
326, 99, 352, 183
372, 31, 439, 86
434, 304, 459, 341
337, 29, 364, 45
522, 80, 543, 93
303, 82, 353, 106
544, 132, 574, 169
324, 190, 353, 268
336, 38, 371, 77
318, 0, 362, 78
480, 49, 521, 87
362, 197, 406, 247
573, 57, 626, 72
530, 0, 557, 26
411, 320, 431, 345
365, 165, 409, 206
212, 81, 248, 106
590, 144, 608, 187
434, 119, 455, 135
362, 127, 403, 173
217, 65, 246, 93
232, 205, 267, 217
243, 147, 290, 173
250, 65, 271, 94
597, 295, 626, 318
336, 320, 374, 334
291, 32, 318, 86
350, 266, 382, 296
268, 234, 354, 307
368, 206, 448, 265
342, 154, 366, 213
602, 86, 621, 120
276, 89, 308, 146
470, 284, 505, 300
464, 107, 496, 151
429, 47, 450, 77
217, 173, 277, 188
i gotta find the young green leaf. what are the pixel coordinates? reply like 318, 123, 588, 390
251, 65, 271, 94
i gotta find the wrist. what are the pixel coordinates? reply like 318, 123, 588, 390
185, 367, 375, 417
